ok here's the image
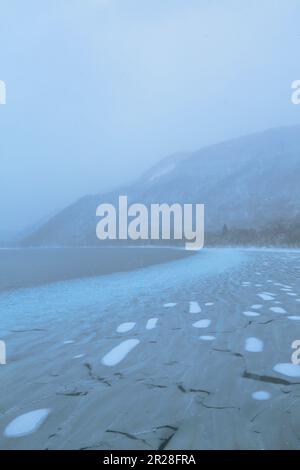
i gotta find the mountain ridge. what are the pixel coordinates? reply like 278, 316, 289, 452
21, 125, 300, 247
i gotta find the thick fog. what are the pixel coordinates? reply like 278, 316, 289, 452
0, 0, 299, 233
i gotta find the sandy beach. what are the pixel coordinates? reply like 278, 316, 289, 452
1, 248, 300, 450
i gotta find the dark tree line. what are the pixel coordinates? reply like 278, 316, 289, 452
206, 217, 300, 248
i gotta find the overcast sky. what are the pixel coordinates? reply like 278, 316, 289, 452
0, 0, 300, 232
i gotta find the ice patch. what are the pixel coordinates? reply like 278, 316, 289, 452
245, 337, 264, 352
257, 293, 274, 301
273, 363, 300, 378
205, 302, 214, 306
251, 305, 263, 310
4, 409, 50, 438
199, 335, 215, 341
146, 318, 158, 330
288, 316, 300, 321
252, 391, 271, 401
116, 322, 136, 333
163, 303, 177, 308
63, 340, 74, 344
189, 301, 201, 314
101, 339, 140, 367
192, 319, 211, 328
270, 306, 286, 313
243, 311, 260, 317
287, 293, 297, 296
73, 354, 86, 359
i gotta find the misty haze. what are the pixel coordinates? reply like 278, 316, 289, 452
1, 0, 300, 454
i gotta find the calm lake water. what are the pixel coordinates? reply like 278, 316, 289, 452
0, 247, 192, 292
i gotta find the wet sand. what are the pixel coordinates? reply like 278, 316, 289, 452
1, 248, 300, 449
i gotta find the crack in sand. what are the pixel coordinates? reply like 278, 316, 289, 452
177, 383, 210, 395
243, 370, 299, 386
84, 363, 111, 387
106, 429, 150, 446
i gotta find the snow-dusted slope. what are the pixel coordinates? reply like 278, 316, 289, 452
22, 126, 300, 246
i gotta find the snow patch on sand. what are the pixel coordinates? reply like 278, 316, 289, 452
252, 391, 271, 401
199, 335, 215, 341
257, 293, 274, 301
116, 322, 136, 333
243, 311, 260, 317
4, 409, 50, 438
273, 363, 300, 377
189, 301, 201, 314
146, 318, 158, 330
192, 319, 211, 328
270, 307, 286, 314
101, 339, 140, 367
245, 337, 264, 352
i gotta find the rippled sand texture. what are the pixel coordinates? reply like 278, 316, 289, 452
1, 248, 300, 450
